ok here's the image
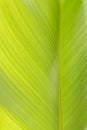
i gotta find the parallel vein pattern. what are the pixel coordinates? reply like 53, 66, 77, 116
0, 0, 59, 129
60, 0, 87, 130
0, 0, 87, 130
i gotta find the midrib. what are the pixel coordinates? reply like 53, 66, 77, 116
58, 0, 63, 130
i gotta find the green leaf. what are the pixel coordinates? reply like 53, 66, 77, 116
0, 0, 58, 129
0, 0, 87, 130
59, 0, 87, 130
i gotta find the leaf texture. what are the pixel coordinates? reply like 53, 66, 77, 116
59, 0, 87, 130
0, 0, 58, 129
0, 0, 87, 130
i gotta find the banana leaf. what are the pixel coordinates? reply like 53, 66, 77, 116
0, 0, 87, 130
59, 0, 87, 130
